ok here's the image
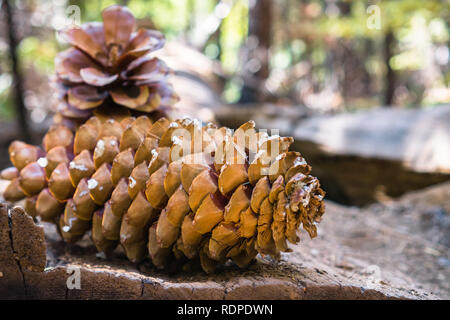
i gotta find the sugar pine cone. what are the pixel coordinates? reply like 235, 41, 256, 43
3, 116, 325, 273
54, 5, 178, 129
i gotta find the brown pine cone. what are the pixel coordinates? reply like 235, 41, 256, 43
2, 115, 325, 273
54, 5, 178, 129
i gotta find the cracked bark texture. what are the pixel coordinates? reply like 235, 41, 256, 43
0, 203, 46, 298
0, 201, 436, 300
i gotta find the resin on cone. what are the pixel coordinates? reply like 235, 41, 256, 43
1, 4, 325, 273
3, 115, 325, 273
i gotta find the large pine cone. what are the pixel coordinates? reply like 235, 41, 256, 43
2, 116, 325, 273
54, 5, 178, 128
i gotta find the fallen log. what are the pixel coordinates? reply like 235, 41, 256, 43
0, 201, 434, 300
215, 104, 450, 205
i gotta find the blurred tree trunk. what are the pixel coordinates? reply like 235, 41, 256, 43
187, 0, 197, 36
383, 30, 396, 106
239, 0, 272, 104
2, 0, 31, 142
201, 0, 223, 61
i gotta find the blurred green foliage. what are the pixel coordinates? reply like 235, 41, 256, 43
18, 37, 58, 73
0, 0, 449, 121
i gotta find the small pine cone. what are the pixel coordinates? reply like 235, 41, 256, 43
4, 116, 325, 273
53, 5, 178, 130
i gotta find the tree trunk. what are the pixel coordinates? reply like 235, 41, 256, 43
201, 0, 223, 61
383, 30, 396, 107
239, 0, 272, 104
187, 0, 197, 36
2, 0, 31, 142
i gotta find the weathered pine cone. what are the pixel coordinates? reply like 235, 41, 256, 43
54, 5, 178, 129
2, 116, 325, 273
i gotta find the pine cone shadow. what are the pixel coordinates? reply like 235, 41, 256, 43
42, 218, 306, 282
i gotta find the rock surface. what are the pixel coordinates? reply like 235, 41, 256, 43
215, 105, 450, 205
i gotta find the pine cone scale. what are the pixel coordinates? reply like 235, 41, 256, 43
2, 5, 325, 274
55, 5, 176, 126
4, 114, 326, 272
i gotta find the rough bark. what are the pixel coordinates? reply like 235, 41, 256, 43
0, 202, 437, 299
0, 203, 46, 299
